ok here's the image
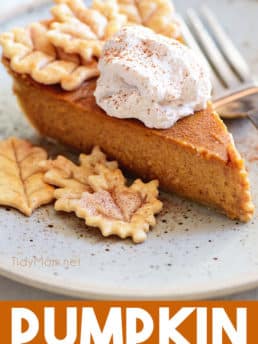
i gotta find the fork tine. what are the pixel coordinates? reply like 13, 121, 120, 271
187, 8, 239, 88
248, 110, 258, 130
201, 6, 252, 83
177, 15, 222, 92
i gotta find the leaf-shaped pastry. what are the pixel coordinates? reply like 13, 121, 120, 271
0, 137, 54, 216
40, 146, 118, 200
55, 163, 163, 244
41, 146, 162, 243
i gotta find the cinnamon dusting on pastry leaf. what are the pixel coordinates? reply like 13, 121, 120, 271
56, 164, 163, 243
41, 146, 163, 243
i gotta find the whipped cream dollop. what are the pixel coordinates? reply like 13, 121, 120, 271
95, 26, 212, 129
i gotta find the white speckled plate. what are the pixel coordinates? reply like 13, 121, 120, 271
0, 0, 258, 300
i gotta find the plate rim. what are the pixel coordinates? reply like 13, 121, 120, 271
1, 260, 258, 299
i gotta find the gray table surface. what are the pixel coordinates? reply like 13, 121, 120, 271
0, 0, 258, 300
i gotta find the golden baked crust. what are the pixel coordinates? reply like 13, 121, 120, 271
0, 136, 54, 215
41, 153, 162, 243
4, 59, 254, 222
0, 0, 181, 91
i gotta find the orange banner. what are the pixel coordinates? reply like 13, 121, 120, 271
0, 301, 256, 343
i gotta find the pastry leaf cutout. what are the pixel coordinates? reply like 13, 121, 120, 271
41, 148, 163, 243
40, 146, 118, 200
0, 137, 54, 216
68, 166, 163, 243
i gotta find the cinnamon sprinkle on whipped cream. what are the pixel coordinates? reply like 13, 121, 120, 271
95, 26, 212, 129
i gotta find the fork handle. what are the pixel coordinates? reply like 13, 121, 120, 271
213, 85, 258, 109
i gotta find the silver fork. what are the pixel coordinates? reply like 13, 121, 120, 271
178, 6, 258, 128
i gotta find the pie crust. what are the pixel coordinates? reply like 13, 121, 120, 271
0, 0, 180, 90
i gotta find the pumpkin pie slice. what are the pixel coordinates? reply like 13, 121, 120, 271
4, 64, 254, 222
0, 0, 254, 222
